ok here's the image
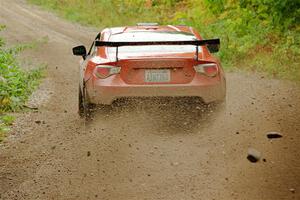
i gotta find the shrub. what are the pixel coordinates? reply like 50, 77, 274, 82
0, 26, 43, 112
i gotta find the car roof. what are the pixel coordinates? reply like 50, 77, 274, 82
105, 25, 196, 36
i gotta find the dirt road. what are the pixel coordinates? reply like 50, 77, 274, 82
0, 0, 299, 199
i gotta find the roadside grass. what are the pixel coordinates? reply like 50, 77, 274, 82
28, 0, 299, 81
27, 0, 160, 27
0, 25, 44, 142
0, 115, 15, 142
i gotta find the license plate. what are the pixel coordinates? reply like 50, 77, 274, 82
145, 69, 171, 83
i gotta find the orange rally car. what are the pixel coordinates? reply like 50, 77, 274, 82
73, 23, 226, 117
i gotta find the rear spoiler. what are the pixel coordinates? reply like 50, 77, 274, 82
95, 39, 220, 47
95, 38, 220, 61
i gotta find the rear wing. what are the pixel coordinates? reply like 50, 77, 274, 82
95, 39, 220, 61
95, 39, 220, 47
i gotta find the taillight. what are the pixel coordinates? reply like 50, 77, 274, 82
194, 63, 218, 77
95, 65, 121, 79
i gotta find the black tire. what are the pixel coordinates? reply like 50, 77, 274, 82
78, 86, 90, 118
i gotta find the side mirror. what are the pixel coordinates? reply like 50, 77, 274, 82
72, 45, 87, 58
207, 44, 219, 53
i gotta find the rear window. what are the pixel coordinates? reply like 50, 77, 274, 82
107, 31, 200, 54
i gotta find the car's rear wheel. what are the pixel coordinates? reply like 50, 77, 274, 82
78, 86, 91, 118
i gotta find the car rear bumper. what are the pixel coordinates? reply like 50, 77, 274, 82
87, 75, 226, 105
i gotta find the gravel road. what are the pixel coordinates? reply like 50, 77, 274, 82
0, 0, 299, 199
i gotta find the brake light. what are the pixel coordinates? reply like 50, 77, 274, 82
95, 65, 121, 79
194, 63, 218, 77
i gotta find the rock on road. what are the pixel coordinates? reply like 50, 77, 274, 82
0, 0, 300, 199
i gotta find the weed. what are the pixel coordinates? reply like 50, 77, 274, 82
0, 115, 15, 142
0, 25, 44, 141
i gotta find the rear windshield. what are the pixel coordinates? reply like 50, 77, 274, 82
107, 31, 200, 54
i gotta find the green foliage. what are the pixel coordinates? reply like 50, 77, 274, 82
194, 0, 300, 80
1, 115, 15, 125
0, 25, 6, 47
0, 27, 43, 112
239, 0, 299, 30
0, 115, 15, 142
0, 25, 43, 141
28, 0, 299, 80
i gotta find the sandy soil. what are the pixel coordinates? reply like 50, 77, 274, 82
0, 0, 299, 199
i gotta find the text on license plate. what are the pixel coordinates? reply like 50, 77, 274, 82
145, 69, 171, 82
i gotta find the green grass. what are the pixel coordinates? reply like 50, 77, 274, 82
28, 0, 299, 81
0, 115, 15, 142
0, 25, 44, 141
